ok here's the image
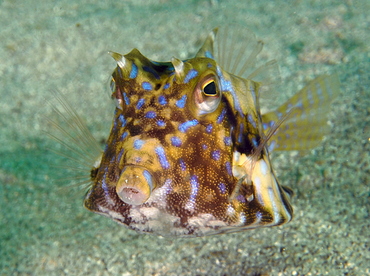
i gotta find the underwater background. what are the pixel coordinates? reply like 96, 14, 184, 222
0, 0, 369, 275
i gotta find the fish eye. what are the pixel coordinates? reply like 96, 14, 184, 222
202, 80, 217, 96
194, 75, 221, 115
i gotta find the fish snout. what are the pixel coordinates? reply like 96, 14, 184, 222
116, 165, 156, 205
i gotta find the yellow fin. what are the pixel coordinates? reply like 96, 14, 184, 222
262, 73, 340, 151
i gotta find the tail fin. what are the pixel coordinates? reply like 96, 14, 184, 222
262, 74, 340, 151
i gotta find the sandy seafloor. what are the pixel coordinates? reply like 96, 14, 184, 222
0, 0, 369, 275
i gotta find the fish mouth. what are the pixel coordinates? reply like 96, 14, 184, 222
83, 164, 156, 215
115, 164, 156, 205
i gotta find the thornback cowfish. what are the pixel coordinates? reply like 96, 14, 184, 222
49, 27, 340, 237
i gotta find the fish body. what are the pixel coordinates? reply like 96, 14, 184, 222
82, 28, 339, 237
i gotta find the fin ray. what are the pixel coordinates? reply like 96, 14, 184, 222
44, 90, 103, 187
262, 74, 340, 151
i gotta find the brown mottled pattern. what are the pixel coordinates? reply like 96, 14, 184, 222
83, 29, 338, 237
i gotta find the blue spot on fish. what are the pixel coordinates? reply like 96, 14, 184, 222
211, 150, 221, 161
226, 161, 232, 176
136, 98, 145, 109
101, 172, 110, 199
142, 82, 153, 91
178, 119, 198, 132
171, 136, 182, 147
118, 114, 126, 127
158, 95, 167, 105
163, 179, 173, 193
205, 51, 214, 59
155, 146, 170, 169
236, 194, 246, 203
157, 120, 166, 127
217, 108, 227, 123
224, 136, 232, 146
121, 131, 128, 140
217, 66, 244, 116
163, 83, 170, 89
176, 95, 187, 108
256, 211, 263, 220
184, 69, 198, 83
134, 139, 145, 150
117, 148, 124, 162
189, 175, 199, 202
130, 63, 138, 79
145, 111, 156, 118
218, 183, 227, 194
247, 114, 256, 128
179, 158, 186, 171
251, 137, 258, 148
123, 93, 130, 105
206, 124, 213, 133
238, 124, 244, 143
142, 170, 154, 190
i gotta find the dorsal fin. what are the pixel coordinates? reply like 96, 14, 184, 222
196, 26, 282, 111
196, 26, 277, 80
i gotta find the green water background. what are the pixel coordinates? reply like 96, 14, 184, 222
0, 0, 369, 275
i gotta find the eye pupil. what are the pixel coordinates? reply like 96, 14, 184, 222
203, 81, 217, 96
